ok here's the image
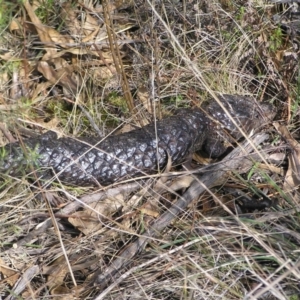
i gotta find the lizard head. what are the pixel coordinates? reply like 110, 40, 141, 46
206, 94, 276, 137
202, 94, 276, 157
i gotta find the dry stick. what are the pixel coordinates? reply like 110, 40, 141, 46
5, 182, 144, 298
102, 0, 137, 117
0, 123, 17, 143
95, 238, 205, 300
92, 133, 270, 293
7, 182, 141, 249
6, 266, 40, 300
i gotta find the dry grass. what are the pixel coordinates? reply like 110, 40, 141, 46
1, 0, 300, 299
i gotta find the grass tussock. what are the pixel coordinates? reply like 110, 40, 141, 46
1, 0, 300, 299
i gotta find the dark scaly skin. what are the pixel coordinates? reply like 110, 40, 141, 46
0, 95, 275, 186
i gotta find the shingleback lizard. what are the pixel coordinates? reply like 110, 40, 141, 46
0, 95, 275, 186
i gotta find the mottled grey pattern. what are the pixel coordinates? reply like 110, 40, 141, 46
0, 95, 275, 186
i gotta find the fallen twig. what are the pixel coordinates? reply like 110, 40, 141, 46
92, 133, 271, 296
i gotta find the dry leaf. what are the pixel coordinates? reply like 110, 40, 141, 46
0, 259, 20, 286
37, 61, 58, 83
69, 194, 126, 235
37, 61, 77, 93
36, 117, 60, 132
48, 28, 74, 48
82, 26, 101, 43
61, 2, 82, 37
30, 82, 52, 101
97, 3, 117, 12
32, 0, 41, 11
43, 255, 69, 290
51, 286, 74, 299
169, 175, 194, 191
9, 18, 21, 32
137, 86, 152, 113
23, 0, 55, 57
83, 13, 99, 35
116, 123, 136, 134
68, 208, 102, 235
0, 52, 14, 61
139, 202, 159, 218
274, 122, 300, 191
51, 57, 71, 72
